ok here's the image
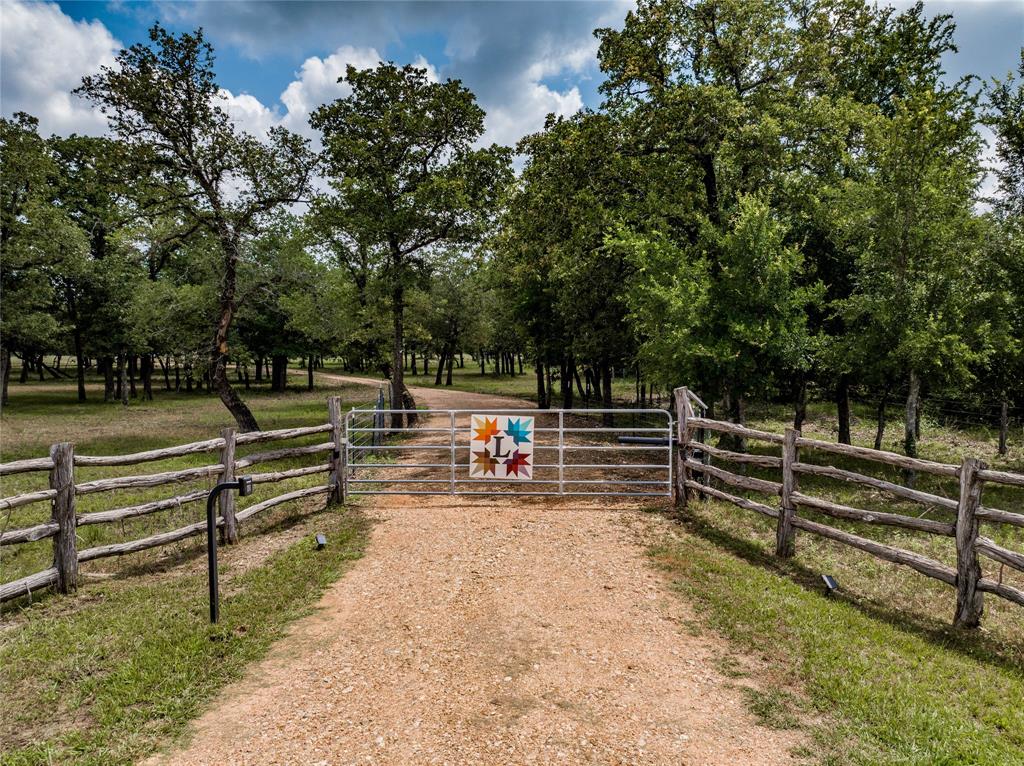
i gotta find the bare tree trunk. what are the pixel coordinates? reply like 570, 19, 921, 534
601, 361, 614, 426
128, 355, 138, 399
102, 356, 114, 401
211, 238, 260, 432
903, 369, 920, 487
998, 396, 1009, 456
118, 353, 128, 406
445, 352, 454, 386
837, 374, 851, 445
535, 359, 547, 408
254, 356, 263, 383
0, 345, 10, 408
410, 350, 418, 376
141, 354, 154, 401
307, 354, 315, 390
435, 350, 447, 385
68, 290, 87, 402
390, 273, 414, 428
793, 376, 807, 431
874, 388, 889, 451
561, 355, 574, 409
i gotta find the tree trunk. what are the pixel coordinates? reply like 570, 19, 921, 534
160, 356, 171, 390
271, 355, 288, 392
793, 376, 807, 431
255, 356, 263, 383
903, 369, 920, 486
0, 345, 10, 408
37, 354, 45, 382
102, 356, 114, 401
141, 354, 154, 401
307, 354, 314, 390
601, 361, 614, 426
210, 238, 260, 432
435, 350, 447, 386
479, 351, 485, 375
518, 354, 523, 374
445, 351, 454, 386
128, 355, 138, 399
561, 355, 574, 409
118, 353, 128, 405
998, 396, 1009, 456
68, 290, 87, 403
837, 374, 851, 445
535, 360, 547, 408
19, 356, 29, 384
874, 389, 889, 451
411, 350, 418, 376
390, 270, 417, 429
174, 358, 181, 392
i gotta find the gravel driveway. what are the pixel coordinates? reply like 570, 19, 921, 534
150, 378, 803, 765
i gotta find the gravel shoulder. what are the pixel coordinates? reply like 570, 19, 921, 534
148, 379, 804, 765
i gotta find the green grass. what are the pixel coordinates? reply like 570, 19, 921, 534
649, 509, 1024, 764
650, 400, 1024, 764
0, 376, 380, 582
0, 506, 369, 765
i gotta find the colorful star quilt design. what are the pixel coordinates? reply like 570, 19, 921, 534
468, 414, 535, 480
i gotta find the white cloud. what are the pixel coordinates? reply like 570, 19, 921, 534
482, 83, 583, 148
219, 45, 384, 143
0, 0, 117, 135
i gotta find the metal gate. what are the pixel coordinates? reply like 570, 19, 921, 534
343, 408, 673, 498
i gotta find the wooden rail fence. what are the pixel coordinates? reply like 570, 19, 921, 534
673, 387, 1024, 628
0, 396, 354, 604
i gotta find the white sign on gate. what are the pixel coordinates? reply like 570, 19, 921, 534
469, 414, 534, 479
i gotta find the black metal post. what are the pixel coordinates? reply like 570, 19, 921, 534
206, 477, 254, 624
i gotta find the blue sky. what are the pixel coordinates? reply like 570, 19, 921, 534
2, 1, 1021, 148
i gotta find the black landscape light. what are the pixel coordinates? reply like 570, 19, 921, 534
206, 476, 254, 624
821, 574, 838, 597
315, 533, 327, 550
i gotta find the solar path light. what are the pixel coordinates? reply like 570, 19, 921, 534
206, 476, 254, 624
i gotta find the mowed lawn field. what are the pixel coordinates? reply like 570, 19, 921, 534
2, 365, 1023, 765
1, 372, 375, 765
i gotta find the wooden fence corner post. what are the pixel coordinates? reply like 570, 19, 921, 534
673, 387, 691, 509
954, 456, 985, 628
776, 428, 799, 558
328, 396, 345, 506
49, 442, 78, 594
218, 427, 239, 544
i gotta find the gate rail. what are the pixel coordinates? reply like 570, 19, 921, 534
344, 408, 673, 498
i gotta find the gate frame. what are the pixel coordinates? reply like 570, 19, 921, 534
343, 407, 674, 499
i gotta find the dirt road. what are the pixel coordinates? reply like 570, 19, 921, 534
150, 377, 802, 765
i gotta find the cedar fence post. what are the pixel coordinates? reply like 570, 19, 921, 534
218, 427, 239, 543
328, 396, 345, 505
775, 428, 799, 558
954, 456, 984, 627
673, 387, 692, 508
49, 442, 78, 593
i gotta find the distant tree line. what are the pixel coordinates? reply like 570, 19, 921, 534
1, 1, 1022, 458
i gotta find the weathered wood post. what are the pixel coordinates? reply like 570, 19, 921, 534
49, 442, 78, 593
328, 396, 345, 505
673, 387, 692, 508
218, 427, 239, 544
954, 456, 985, 627
775, 428, 799, 558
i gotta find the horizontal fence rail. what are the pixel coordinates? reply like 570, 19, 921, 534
674, 386, 1024, 628
0, 395, 358, 604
